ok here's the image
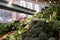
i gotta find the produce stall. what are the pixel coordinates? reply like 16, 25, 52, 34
6, 2, 60, 40
0, 0, 60, 40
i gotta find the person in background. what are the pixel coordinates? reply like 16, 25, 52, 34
20, 17, 27, 27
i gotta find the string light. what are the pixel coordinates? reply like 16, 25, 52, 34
49, 1, 51, 3
45, 2, 47, 5
36, 0, 38, 2
7, 0, 12, 6
54, 1, 56, 3
8, 0, 12, 5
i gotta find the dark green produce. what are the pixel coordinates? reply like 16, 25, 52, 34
0, 22, 19, 36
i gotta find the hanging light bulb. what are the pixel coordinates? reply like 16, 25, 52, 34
8, 0, 12, 5
54, 1, 56, 3
36, 0, 38, 2
7, 0, 12, 6
49, 1, 51, 3
45, 2, 47, 5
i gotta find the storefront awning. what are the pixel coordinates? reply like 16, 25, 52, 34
0, 1, 36, 15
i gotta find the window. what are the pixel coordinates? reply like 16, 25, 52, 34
0, 9, 12, 21
20, 13, 26, 18
20, 0, 26, 7
40, 4, 45, 9
27, 2, 33, 9
34, 4, 40, 12
13, 0, 18, 4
